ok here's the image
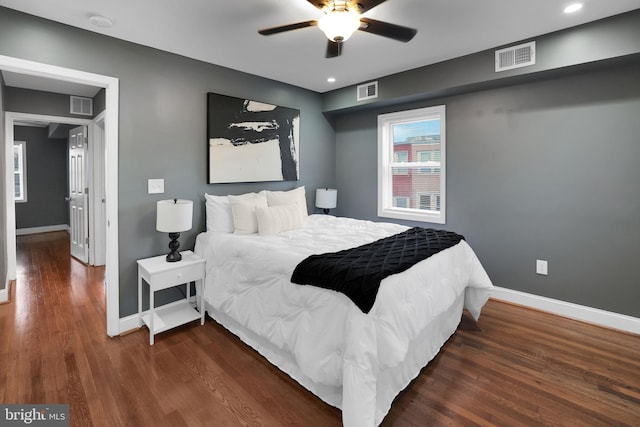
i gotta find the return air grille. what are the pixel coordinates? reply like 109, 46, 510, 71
495, 41, 536, 72
357, 81, 378, 101
70, 96, 93, 116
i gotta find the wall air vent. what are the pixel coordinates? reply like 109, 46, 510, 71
357, 81, 378, 101
495, 41, 536, 72
70, 96, 93, 116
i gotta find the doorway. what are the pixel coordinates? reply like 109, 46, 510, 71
1, 54, 120, 336
12, 116, 104, 265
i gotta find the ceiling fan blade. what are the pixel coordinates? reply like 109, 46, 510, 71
326, 40, 342, 58
358, 17, 417, 42
354, 0, 389, 14
258, 20, 317, 36
306, 0, 328, 10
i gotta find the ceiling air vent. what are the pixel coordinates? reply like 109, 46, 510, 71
357, 81, 378, 101
70, 95, 93, 116
495, 41, 536, 72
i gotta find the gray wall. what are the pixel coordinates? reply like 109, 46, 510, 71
323, 10, 640, 113
2, 6, 638, 319
0, 73, 6, 290
93, 88, 105, 115
335, 62, 640, 317
0, 7, 336, 317
13, 126, 68, 229
5, 86, 100, 118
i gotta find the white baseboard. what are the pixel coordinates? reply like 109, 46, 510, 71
16, 224, 69, 236
118, 300, 191, 335
117, 287, 640, 336
1, 276, 11, 303
491, 286, 640, 335
0, 281, 8, 303
119, 313, 142, 335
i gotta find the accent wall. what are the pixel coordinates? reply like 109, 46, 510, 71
0, 7, 336, 317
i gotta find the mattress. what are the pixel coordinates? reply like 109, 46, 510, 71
194, 214, 493, 426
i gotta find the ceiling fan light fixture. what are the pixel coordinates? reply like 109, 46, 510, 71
318, 9, 361, 42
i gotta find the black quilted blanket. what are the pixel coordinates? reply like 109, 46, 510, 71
290, 227, 464, 313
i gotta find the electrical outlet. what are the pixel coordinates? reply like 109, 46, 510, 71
148, 179, 164, 194
536, 259, 548, 276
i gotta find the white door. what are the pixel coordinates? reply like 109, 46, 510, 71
69, 125, 89, 263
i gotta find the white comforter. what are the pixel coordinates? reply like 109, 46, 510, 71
195, 215, 493, 426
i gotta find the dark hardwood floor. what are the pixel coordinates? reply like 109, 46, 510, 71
1, 231, 639, 426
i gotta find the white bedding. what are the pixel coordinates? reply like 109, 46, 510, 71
194, 214, 493, 426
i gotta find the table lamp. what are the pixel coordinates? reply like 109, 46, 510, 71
156, 198, 193, 262
315, 188, 337, 214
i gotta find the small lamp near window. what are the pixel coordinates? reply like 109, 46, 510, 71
156, 198, 193, 262
315, 188, 337, 215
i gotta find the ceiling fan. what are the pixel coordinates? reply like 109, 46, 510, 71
259, 0, 417, 58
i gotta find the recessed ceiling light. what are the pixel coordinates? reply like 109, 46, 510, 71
327, 77, 336, 83
564, 3, 583, 14
89, 15, 113, 28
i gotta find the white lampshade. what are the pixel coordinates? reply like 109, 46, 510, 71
315, 188, 337, 209
318, 9, 360, 42
156, 199, 193, 233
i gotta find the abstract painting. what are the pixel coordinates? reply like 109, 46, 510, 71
207, 93, 300, 183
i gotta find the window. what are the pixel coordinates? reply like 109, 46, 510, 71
393, 196, 409, 208
417, 150, 441, 174
393, 150, 408, 175
14, 141, 27, 203
378, 105, 445, 224
418, 193, 441, 210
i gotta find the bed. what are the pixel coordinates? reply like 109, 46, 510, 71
194, 189, 493, 426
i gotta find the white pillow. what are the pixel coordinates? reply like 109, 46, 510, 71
256, 204, 305, 235
229, 192, 268, 235
204, 193, 234, 233
264, 186, 308, 219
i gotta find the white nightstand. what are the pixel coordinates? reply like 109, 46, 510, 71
137, 250, 206, 345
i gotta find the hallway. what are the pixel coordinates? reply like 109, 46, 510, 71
3, 232, 106, 404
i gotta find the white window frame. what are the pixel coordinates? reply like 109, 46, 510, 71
13, 140, 27, 203
378, 105, 446, 224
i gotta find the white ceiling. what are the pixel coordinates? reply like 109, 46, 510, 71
1, 0, 639, 93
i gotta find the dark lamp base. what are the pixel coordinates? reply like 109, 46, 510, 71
166, 232, 182, 262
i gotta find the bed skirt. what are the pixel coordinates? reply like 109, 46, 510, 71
204, 291, 466, 426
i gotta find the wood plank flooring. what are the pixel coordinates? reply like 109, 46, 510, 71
1, 231, 639, 426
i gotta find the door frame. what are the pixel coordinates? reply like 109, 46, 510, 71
90, 112, 106, 266
1, 54, 120, 336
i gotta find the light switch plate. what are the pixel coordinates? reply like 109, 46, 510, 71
148, 179, 164, 194
536, 259, 548, 275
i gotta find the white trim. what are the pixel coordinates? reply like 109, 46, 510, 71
0, 280, 8, 303
16, 224, 69, 236
90, 112, 106, 266
13, 140, 27, 203
119, 312, 142, 334
377, 105, 446, 224
118, 299, 192, 336
0, 54, 120, 336
491, 286, 640, 335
